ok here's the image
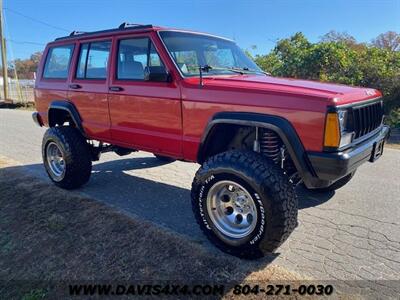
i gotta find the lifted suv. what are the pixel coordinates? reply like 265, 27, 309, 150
33, 23, 390, 258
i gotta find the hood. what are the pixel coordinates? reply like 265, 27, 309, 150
188, 75, 381, 105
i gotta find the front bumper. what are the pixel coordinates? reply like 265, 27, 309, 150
307, 125, 390, 185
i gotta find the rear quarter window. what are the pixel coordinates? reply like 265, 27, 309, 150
43, 44, 74, 79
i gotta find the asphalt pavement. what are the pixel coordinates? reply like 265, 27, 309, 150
1, 109, 399, 286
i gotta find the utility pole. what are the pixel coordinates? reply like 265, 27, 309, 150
0, 0, 8, 100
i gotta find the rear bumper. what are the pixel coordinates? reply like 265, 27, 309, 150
306, 125, 390, 187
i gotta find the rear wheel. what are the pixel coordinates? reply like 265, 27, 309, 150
191, 150, 298, 259
42, 126, 92, 189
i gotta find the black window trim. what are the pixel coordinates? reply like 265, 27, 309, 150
76, 43, 89, 80
42, 44, 75, 80
75, 39, 112, 81
115, 36, 166, 82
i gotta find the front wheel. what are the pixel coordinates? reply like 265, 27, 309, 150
191, 150, 298, 259
42, 126, 92, 189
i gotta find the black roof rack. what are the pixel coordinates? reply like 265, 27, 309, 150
118, 22, 145, 29
69, 31, 87, 37
55, 23, 154, 41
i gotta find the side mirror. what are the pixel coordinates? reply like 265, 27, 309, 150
144, 66, 170, 82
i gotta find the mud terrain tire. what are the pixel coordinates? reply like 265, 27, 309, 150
191, 150, 298, 259
42, 127, 92, 189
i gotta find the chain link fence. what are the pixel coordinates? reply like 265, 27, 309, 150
0, 79, 35, 104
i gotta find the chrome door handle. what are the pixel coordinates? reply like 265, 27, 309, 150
69, 84, 81, 89
109, 86, 124, 92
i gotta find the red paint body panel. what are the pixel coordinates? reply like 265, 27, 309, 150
180, 77, 327, 160
34, 45, 70, 125
34, 26, 382, 162
107, 32, 182, 156
67, 37, 112, 140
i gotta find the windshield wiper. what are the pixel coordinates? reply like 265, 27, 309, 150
198, 65, 269, 87
200, 65, 269, 76
230, 67, 270, 75
198, 65, 245, 88
200, 65, 245, 75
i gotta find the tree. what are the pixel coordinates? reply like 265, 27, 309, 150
9, 52, 42, 79
253, 31, 400, 120
372, 31, 400, 51
320, 30, 357, 45
272, 32, 311, 78
320, 30, 366, 51
30, 52, 42, 65
254, 53, 281, 74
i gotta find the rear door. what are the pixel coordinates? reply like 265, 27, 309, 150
108, 32, 182, 157
68, 38, 112, 140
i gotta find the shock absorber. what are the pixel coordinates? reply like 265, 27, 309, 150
260, 129, 282, 164
259, 128, 299, 183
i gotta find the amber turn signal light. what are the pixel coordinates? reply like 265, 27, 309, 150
324, 112, 340, 147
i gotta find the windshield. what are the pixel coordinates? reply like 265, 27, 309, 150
159, 31, 263, 76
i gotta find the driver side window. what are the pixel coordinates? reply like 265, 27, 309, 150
117, 37, 164, 80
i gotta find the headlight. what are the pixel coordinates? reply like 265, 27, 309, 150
324, 110, 354, 149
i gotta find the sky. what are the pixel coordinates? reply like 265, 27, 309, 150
3, 0, 400, 60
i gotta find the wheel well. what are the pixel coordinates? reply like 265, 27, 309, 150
48, 101, 86, 135
200, 123, 255, 161
199, 123, 299, 179
48, 108, 74, 127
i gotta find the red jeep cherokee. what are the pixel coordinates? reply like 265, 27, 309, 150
33, 23, 390, 258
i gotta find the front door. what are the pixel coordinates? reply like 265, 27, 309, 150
108, 33, 182, 157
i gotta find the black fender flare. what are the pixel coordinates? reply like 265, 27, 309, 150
197, 112, 317, 186
48, 100, 86, 136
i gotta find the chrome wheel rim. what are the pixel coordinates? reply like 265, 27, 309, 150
207, 180, 258, 239
46, 142, 65, 181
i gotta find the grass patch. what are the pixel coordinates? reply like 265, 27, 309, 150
21, 289, 47, 300
0, 158, 301, 298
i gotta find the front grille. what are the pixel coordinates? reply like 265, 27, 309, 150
351, 101, 383, 139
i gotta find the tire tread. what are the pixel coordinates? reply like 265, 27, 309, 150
42, 127, 92, 189
191, 150, 298, 258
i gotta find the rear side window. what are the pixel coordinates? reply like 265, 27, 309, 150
43, 45, 74, 79
117, 38, 164, 80
76, 41, 111, 79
